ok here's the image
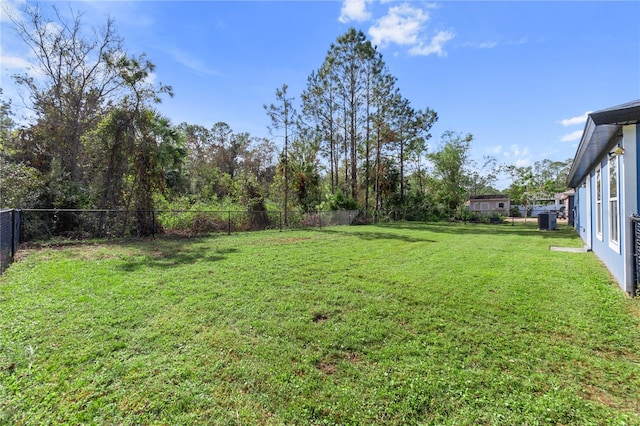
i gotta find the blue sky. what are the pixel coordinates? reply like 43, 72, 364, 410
2, 1, 639, 187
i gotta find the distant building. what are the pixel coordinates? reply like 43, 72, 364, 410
567, 100, 640, 296
558, 189, 575, 223
521, 203, 566, 219
466, 195, 510, 215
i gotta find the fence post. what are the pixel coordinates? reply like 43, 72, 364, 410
19, 210, 24, 243
10, 210, 16, 258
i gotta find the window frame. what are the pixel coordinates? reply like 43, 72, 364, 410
595, 165, 602, 241
608, 154, 620, 252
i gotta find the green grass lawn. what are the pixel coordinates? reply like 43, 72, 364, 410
1, 221, 640, 425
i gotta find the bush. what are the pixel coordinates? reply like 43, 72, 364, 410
488, 212, 505, 224
191, 212, 229, 234
318, 191, 358, 211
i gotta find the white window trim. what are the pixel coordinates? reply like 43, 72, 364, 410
608, 155, 620, 253
595, 165, 603, 241
585, 176, 592, 249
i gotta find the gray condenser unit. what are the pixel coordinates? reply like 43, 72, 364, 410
537, 212, 557, 230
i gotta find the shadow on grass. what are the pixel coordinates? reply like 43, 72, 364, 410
371, 221, 579, 241
115, 235, 239, 272
313, 227, 436, 243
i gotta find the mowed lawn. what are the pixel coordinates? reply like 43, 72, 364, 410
1, 222, 640, 425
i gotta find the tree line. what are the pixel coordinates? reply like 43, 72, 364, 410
0, 4, 572, 235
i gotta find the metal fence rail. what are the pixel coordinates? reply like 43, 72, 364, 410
18, 209, 364, 242
0, 209, 21, 274
0, 208, 412, 275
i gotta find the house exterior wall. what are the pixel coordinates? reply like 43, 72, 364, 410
574, 124, 638, 294
588, 155, 625, 287
575, 182, 588, 243
622, 125, 638, 293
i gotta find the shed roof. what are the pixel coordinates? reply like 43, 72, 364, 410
468, 194, 509, 200
567, 100, 640, 188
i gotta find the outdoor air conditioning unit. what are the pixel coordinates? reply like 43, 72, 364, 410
538, 212, 557, 231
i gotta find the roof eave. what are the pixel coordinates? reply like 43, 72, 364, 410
566, 100, 640, 188
567, 122, 621, 188
590, 101, 640, 125
567, 118, 596, 188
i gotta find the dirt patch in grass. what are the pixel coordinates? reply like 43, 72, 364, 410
312, 312, 329, 323
316, 351, 361, 375
10, 241, 148, 269
13, 247, 34, 263
580, 384, 640, 414
316, 361, 338, 375
265, 237, 314, 245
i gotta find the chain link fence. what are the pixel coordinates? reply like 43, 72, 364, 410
0, 208, 418, 275
0, 209, 21, 274
18, 209, 364, 242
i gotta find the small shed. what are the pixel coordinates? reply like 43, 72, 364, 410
466, 195, 510, 216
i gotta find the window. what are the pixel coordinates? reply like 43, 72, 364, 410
498, 202, 504, 208
595, 166, 602, 240
609, 155, 619, 248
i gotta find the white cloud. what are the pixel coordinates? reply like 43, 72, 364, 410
561, 130, 583, 142
461, 41, 498, 49
80, 1, 154, 29
0, 54, 31, 70
560, 111, 591, 127
503, 144, 531, 167
0, 48, 43, 78
409, 30, 455, 57
507, 37, 528, 46
143, 72, 157, 87
166, 46, 220, 76
368, 3, 429, 47
477, 41, 497, 49
0, 1, 23, 23
339, 0, 371, 23
486, 145, 503, 155
340, 1, 454, 57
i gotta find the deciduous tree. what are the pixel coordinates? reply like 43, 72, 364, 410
428, 131, 474, 216
10, 4, 125, 201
